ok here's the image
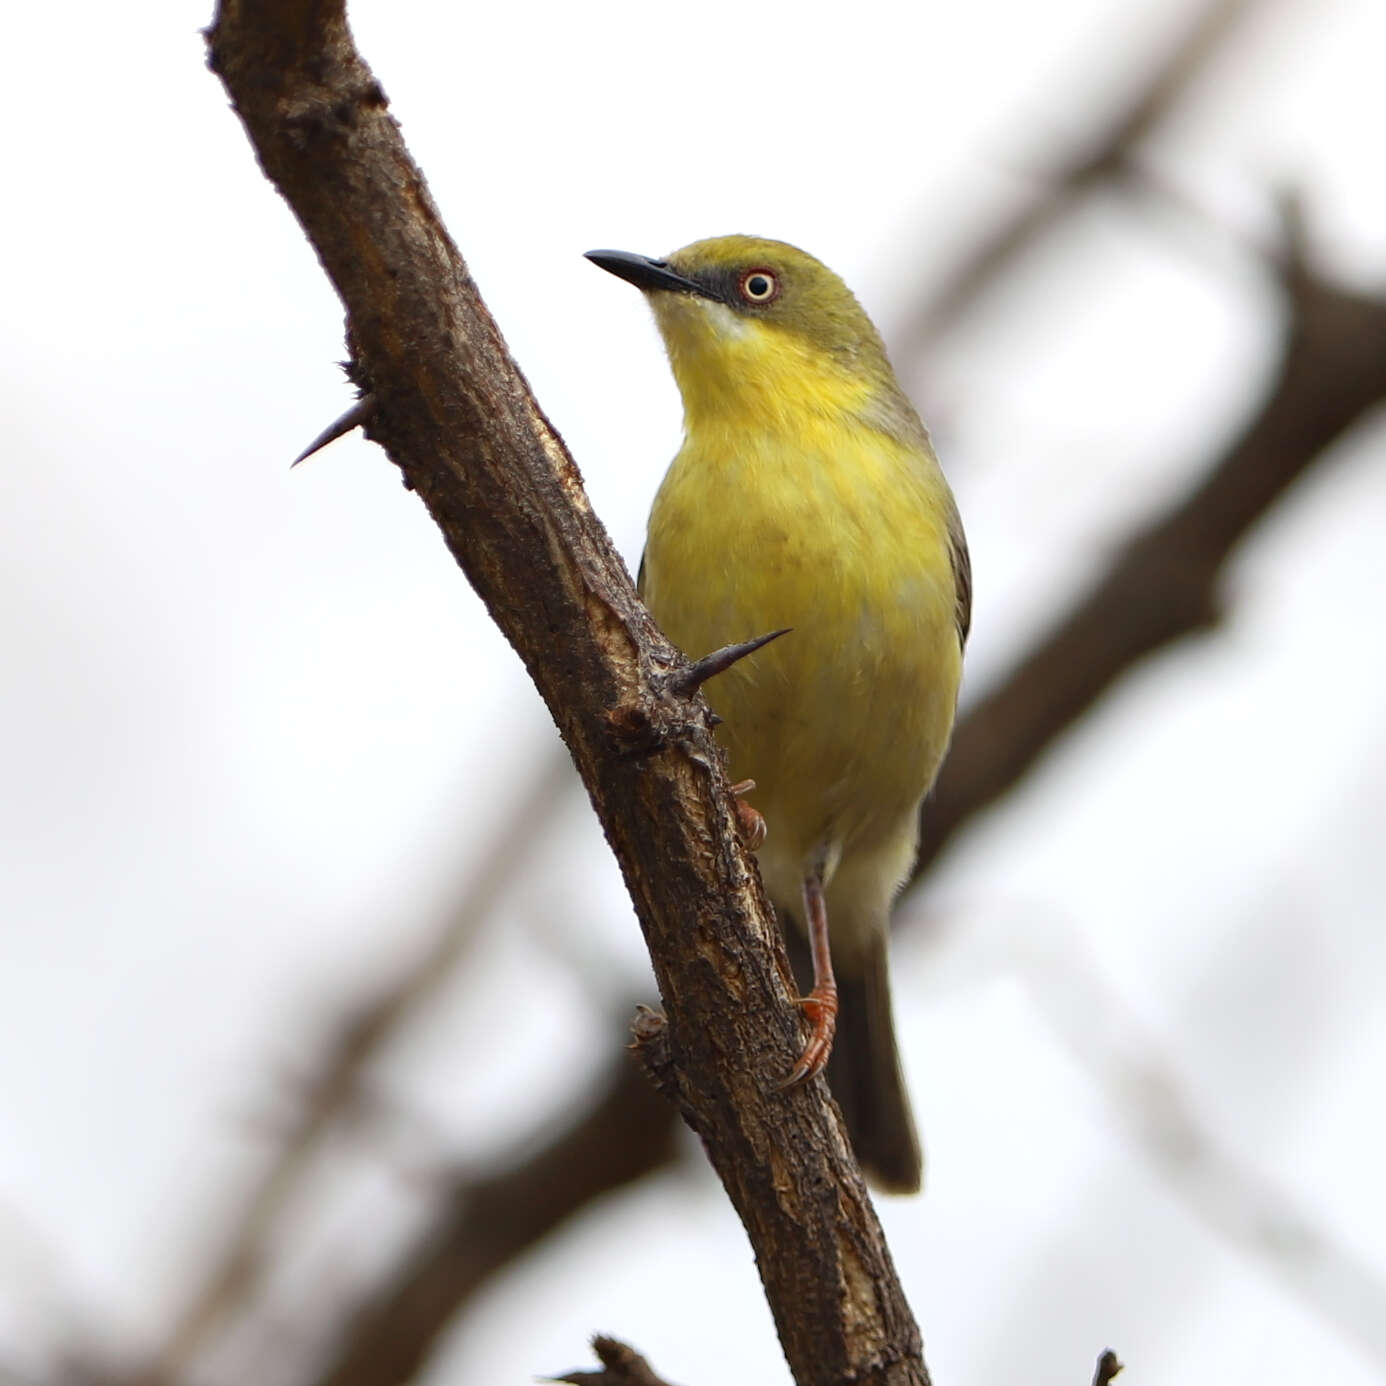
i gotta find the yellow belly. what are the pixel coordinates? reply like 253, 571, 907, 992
642, 419, 962, 927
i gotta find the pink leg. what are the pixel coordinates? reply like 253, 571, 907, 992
779, 870, 838, 1088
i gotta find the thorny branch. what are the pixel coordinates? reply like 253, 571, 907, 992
206, 2, 929, 1385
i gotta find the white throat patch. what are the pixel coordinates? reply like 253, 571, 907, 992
697, 300, 750, 340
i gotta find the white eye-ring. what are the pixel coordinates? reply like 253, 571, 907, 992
739, 269, 779, 304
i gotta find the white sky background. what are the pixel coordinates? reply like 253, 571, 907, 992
2, 0, 1385, 1383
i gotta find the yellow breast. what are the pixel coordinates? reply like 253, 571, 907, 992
642, 401, 962, 901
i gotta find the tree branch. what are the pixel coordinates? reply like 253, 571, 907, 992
1091, 1350, 1123, 1386
550, 1336, 680, 1386
207, 3, 928, 1385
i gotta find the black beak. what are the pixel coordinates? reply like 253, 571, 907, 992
585, 249, 716, 299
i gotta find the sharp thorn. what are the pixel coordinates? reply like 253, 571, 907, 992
290, 393, 378, 467
672, 628, 791, 696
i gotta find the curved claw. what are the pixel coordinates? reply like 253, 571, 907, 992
729, 779, 767, 850
777, 983, 839, 1089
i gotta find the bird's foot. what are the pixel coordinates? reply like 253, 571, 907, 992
778, 980, 839, 1088
729, 779, 767, 850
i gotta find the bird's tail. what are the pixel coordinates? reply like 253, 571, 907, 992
785, 922, 922, 1193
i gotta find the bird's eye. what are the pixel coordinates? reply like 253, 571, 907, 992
739, 269, 779, 304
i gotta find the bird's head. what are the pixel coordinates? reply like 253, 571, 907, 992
586, 235, 910, 435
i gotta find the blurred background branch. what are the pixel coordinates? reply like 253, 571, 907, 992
897, 0, 1263, 356
913, 198, 1386, 879
309, 1055, 678, 1386
1019, 927, 1386, 1367
127, 754, 573, 1386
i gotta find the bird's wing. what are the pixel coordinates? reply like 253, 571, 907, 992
636, 549, 647, 599
946, 501, 971, 651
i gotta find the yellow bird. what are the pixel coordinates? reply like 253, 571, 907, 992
588, 236, 968, 1193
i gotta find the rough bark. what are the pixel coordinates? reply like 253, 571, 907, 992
207, 3, 929, 1384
